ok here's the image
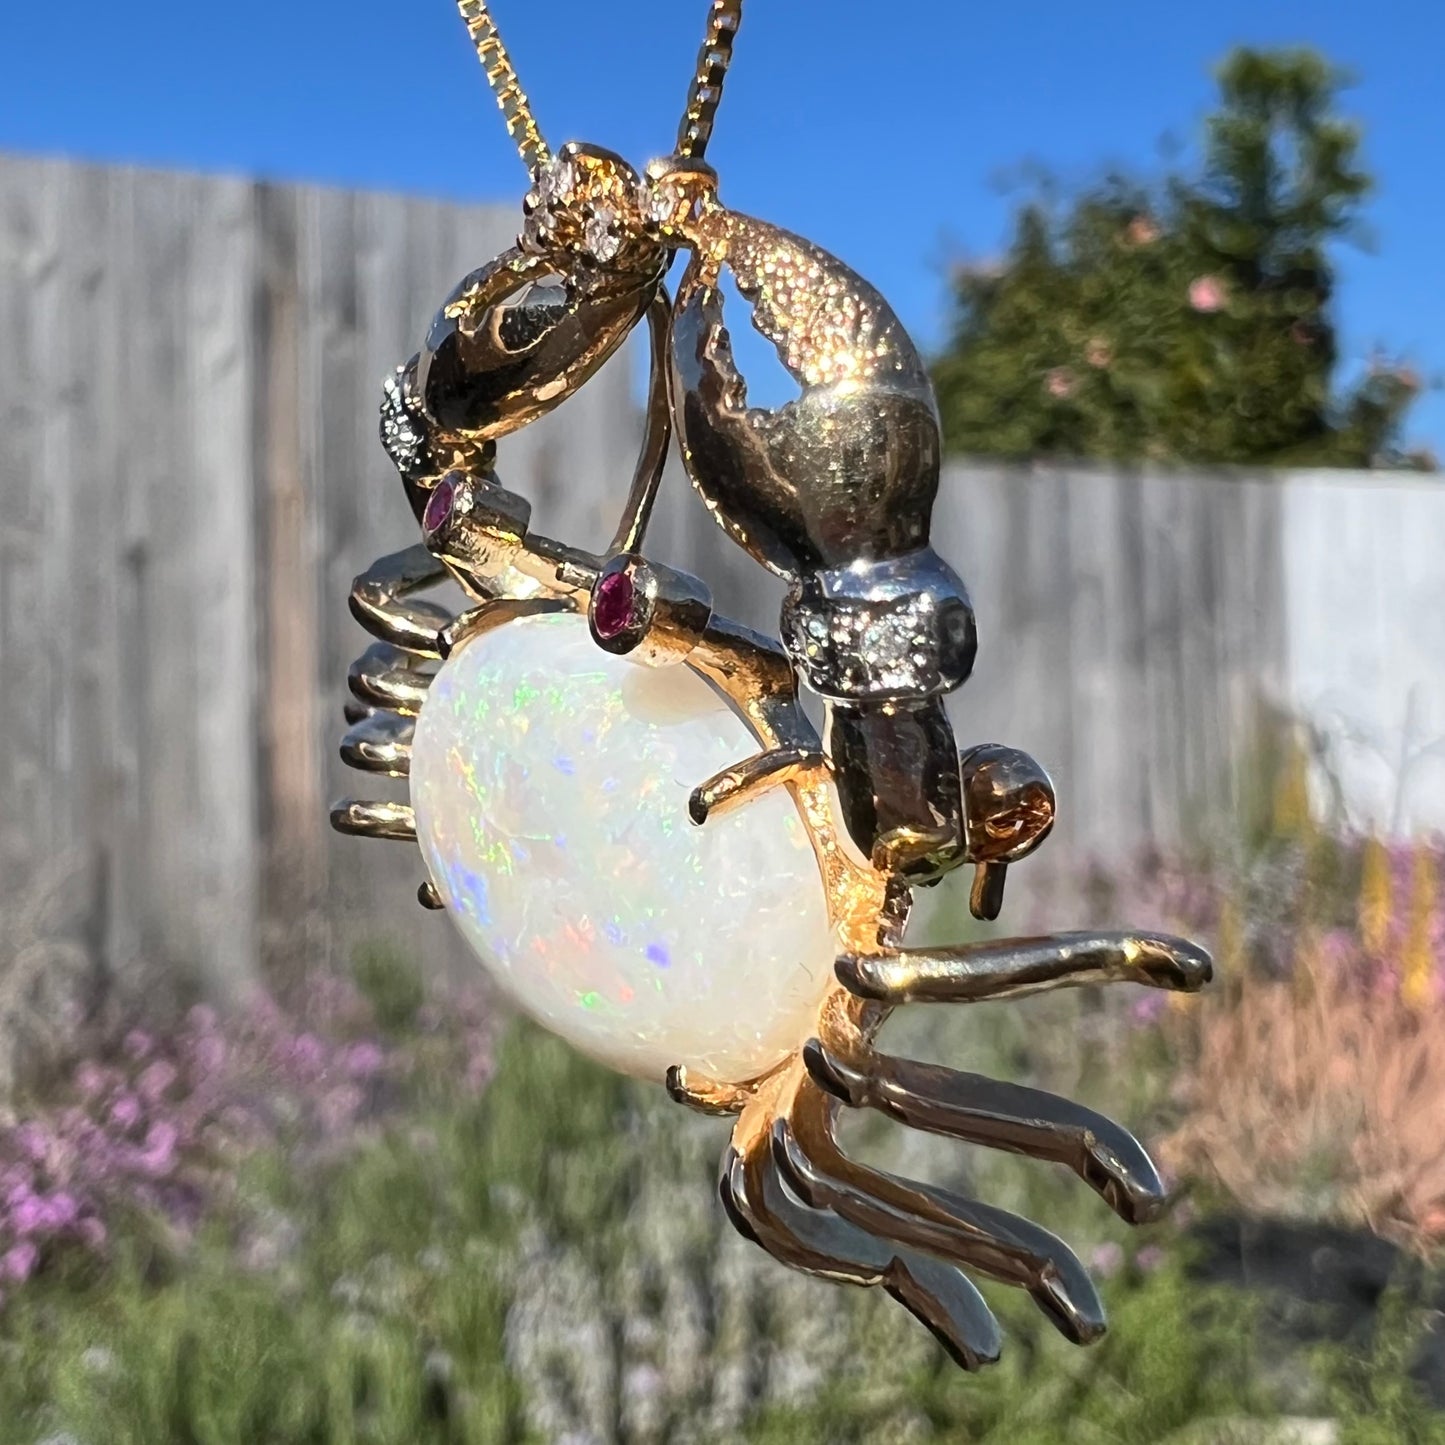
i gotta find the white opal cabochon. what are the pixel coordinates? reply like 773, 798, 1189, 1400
410, 612, 837, 1083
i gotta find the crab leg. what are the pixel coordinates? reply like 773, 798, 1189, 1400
439, 596, 574, 657
688, 746, 827, 824
775, 1087, 1105, 1344
838, 931, 1212, 1006
340, 711, 415, 778
347, 642, 435, 715
349, 544, 453, 657
802, 1041, 1165, 1225
329, 799, 417, 843
722, 1141, 1003, 1371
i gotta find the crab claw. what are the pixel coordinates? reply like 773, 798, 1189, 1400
667, 211, 942, 581
417, 246, 661, 441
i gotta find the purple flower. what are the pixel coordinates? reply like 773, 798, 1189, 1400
318, 1085, 363, 1135
123, 1029, 154, 1061
343, 1042, 385, 1080
138, 1060, 179, 1103
1090, 1242, 1124, 1279
42, 1192, 80, 1231
1129, 993, 1168, 1027
10, 1195, 47, 1236
1, 1240, 39, 1283
110, 1094, 143, 1130
76, 1216, 107, 1250
74, 1061, 111, 1099
193, 1033, 227, 1077
288, 1034, 327, 1079
137, 1121, 179, 1177
187, 1005, 219, 1035
15, 1123, 50, 1163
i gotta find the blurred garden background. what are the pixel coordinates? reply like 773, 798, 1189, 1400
3, 7, 1445, 1443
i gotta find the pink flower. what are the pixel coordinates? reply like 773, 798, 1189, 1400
15, 1124, 50, 1163
1045, 366, 1078, 399
42, 1192, 80, 1231
1090, 1242, 1124, 1278
137, 1121, 178, 1177
1125, 215, 1160, 246
123, 1029, 154, 1061
1188, 276, 1227, 313
110, 1094, 143, 1130
138, 1060, 178, 1103
344, 1042, 385, 1080
74, 1061, 111, 1099
1135, 1245, 1165, 1273
76, 1216, 107, 1250
288, 1034, 327, 1079
1085, 338, 1113, 369
10, 1195, 46, 1236
193, 1033, 227, 1077
1129, 993, 1168, 1027
1, 1240, 39, 1283
187, 1005, 219, 1035
318, 1086, 363, 1134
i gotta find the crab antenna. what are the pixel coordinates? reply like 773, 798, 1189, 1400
675, 0, 743, 161
456, 0, 552, 174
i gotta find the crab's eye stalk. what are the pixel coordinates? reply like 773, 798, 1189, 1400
959, 744, 1057, 919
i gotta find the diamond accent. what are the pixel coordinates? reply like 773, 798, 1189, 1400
583, 207, 621, 263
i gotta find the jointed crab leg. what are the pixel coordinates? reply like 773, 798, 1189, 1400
349, 544, 453, 657
330, 799, 417, 843
347, 642, 435, 715
340, 711, 416, 777
439, 596, 575, 657
838, 931, 1213, 1006
688, 746, 827, 823
802, 1041, 1166, 1225
722, 1141, 1003, 1371
776, 1086, 1106, 1344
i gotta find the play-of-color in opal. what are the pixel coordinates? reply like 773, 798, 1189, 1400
410, 612, 837, 1082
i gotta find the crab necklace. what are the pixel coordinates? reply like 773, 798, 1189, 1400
332, 0, 1213, 1368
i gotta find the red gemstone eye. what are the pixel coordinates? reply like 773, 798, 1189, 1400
592, 571, 636, 639
423, 477, 457, 535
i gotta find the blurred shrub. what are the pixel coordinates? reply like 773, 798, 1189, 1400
935, 48, 1433, 470
1118, 825, 1445, 1248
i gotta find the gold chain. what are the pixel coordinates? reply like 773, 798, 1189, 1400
675, 0, 743, 161
456, 0, 552, 173
457, 0, 742, 174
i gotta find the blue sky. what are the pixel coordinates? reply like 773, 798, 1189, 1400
4, 0, 1442, 449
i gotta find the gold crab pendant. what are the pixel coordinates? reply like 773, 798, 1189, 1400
337, 442, 1210, 1366
332, 0, 1213, 1369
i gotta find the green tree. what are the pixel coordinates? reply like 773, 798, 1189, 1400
934, 48, 1432, 469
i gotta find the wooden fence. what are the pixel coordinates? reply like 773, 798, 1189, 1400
3, 152, 1442, 1000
